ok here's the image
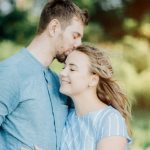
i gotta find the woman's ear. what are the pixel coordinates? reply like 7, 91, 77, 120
89, 74, 99, 87
47, 19, 61, 37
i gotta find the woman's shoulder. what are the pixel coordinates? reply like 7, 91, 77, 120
96, 106, 131, 144
103, 106, 124, 121
98, 106, 126, 130
92, 106, 120, 125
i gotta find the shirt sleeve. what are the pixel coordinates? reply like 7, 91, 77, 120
0, 66, 20, 125
98, 111, 132, 144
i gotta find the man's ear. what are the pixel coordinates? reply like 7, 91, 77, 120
48, 19, 61, 37
89, 74, 99, 87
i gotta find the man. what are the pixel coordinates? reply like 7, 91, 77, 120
0, 0, 88, 149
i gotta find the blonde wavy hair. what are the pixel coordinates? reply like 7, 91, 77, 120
75, 44, 132, 135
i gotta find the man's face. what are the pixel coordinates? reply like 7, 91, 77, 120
55, 17, 84, 63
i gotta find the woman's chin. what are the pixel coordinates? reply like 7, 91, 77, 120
60, 88, 70, 96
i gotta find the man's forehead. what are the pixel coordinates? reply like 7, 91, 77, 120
69, 18, 84, 34
71, 16, 84, 26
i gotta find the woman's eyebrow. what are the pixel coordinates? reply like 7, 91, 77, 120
69, 63, 78, 68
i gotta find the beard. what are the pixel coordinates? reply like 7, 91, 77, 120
55, 53, 67, 63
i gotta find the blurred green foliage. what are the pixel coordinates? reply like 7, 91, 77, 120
0, 40, 21, 60
131, 110, 150, 150
0, 3, 37, 44
76, 0, 150, 40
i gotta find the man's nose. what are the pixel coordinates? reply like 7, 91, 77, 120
73, 38, 82, 48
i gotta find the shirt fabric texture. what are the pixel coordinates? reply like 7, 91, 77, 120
61, 106, 132, 150
0, 48, 68, 150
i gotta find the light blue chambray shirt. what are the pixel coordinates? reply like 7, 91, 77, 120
61, 106, 132, 150
0, 48, 68, 150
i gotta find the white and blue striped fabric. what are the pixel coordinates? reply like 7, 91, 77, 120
60, 106, 131, 150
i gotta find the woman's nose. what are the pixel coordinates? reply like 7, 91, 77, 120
60, 68, 67, 77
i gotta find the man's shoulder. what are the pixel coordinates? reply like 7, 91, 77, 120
0, 48, 25, 68
0, 48, 28, 80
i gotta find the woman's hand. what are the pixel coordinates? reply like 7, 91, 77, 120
20, 145, 42, 150
34, 146, 42, 150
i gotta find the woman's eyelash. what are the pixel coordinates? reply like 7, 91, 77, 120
70, 69, 75, 71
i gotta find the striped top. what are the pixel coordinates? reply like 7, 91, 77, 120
60, 106, 131, 150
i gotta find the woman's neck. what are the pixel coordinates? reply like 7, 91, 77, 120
71, 91, 107, 117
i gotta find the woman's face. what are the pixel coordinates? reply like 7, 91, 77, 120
59, 50, 93, 97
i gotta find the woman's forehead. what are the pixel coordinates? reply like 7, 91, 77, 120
65, 51, 90, 67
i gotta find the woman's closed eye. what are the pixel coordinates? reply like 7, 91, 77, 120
69, 65, 78, 72
70, 68, 75, 71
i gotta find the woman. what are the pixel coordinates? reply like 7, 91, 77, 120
59, 44, 132, 150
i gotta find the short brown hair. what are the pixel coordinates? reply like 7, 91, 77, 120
37, 0, 88, 34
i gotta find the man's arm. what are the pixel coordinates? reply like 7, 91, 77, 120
0, 66, 19, 125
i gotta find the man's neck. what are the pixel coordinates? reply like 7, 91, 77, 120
27, 34, 55, 67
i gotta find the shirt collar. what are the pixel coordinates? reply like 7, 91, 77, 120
21, 47, 49, 72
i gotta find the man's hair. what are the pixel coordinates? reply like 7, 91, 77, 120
37, 0, 88, 34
